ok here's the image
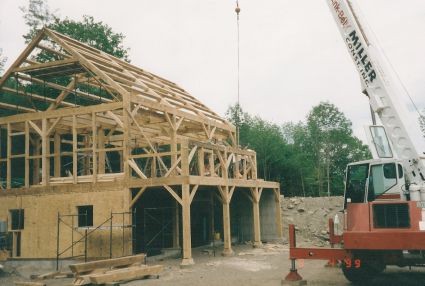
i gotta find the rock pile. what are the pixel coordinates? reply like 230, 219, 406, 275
281, 196, 344, 247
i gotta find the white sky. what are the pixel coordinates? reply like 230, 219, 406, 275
1, 0, 424, 146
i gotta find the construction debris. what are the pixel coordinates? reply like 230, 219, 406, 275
69, 254, 163, 285
281, 196, 344, 247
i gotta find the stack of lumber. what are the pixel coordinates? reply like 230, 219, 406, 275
69, 254, 163, 285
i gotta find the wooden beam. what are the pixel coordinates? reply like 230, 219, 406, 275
163, 185, 182, 205
13, 58, 78, 73
69, 254, 146, 275
189, 184, 199, 204
129, 187, 147, 209
0, 102, 123, 125
128, 159, 147, 179
0, 28, 46, 88
47, 78, 77, 111
105, 111, 124, 128
28, 120, 42, 136
88, 265, 163, 285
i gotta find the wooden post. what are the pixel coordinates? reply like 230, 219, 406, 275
72, 115, 77, 183
198, 147, 204, 176
252, 187, 262, 247
150, 155, 157, 178
180, 139, 193, 266
24, 122, 29, 187
92, 112, 97, 183
33, 138, 40, 185
41, 118, 48, 186
170, 129, 177, 176
54, 132, 61, 177
172, 200, 180, 248
98, 128, 105, 174
6, 123, 11, 189
222, 187, 234, 256
274, 188, 283, 238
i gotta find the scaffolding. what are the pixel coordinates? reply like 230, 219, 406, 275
56, 210, 135, 270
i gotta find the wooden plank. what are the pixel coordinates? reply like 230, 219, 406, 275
69, 254, 146, 275
14, 282, 46, 286
88, 265, 163, 285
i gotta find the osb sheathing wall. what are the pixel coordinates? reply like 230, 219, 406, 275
0, 28, 281, 264
0, 187, 131, 258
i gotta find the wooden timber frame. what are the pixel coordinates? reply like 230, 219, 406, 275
0, 28, 281, 265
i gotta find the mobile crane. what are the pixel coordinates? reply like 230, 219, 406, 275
284, 0, 425, 283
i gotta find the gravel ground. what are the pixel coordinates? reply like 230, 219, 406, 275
2, 244, 425, 286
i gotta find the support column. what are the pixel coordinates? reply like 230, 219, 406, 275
54, 133, 61, 177
24, 122, 29, 188
252, 187, 262, 247
33, 138, 40, 185
173, 200, 180, 248
181, 183, 193, 266
180, 139, 193, 266
6, 123, 11, 189
274, 188, 283, 239
98, 128, 105, 174
41, 118, 48, 186
222, 194, 234, 256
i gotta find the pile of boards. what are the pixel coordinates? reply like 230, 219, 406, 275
70, 254, 163, 285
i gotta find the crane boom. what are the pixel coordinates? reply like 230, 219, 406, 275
326, 0, 425, 192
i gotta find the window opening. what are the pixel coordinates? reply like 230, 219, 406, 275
77, 205, 93, 227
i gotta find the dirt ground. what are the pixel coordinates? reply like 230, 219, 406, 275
2, 196, 425, 285
2, 244, 425, 286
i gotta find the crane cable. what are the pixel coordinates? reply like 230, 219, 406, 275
235, 1, 241, 146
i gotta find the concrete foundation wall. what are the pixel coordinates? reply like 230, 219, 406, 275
259, 190, 278, 241
231, 191, 253, 242
0, 187, 132, 259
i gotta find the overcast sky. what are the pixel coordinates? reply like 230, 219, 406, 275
1, 0, 424, 149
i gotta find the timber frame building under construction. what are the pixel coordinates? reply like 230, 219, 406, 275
0, 28, 281, 265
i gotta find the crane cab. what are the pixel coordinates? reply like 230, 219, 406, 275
344, 159, 406, 208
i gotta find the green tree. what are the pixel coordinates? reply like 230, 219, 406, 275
420, 112, 425, 138
304, 102, 370, 196
0, 48, 7, 74
20, 0, 56, 43
226, 102, 371, 197
226, 104, 287, 181
21, 0, 130, 61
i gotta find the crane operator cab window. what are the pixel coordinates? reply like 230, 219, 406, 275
367, 163, 401, 201
344, 163, 369, 208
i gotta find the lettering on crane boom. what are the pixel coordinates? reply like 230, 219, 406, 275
345, 30, 377, 86
331, 0, 350, 28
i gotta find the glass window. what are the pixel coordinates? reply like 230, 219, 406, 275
369, 126, 393, 158
345, 164, 369, 207
368, 163, 397, 201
